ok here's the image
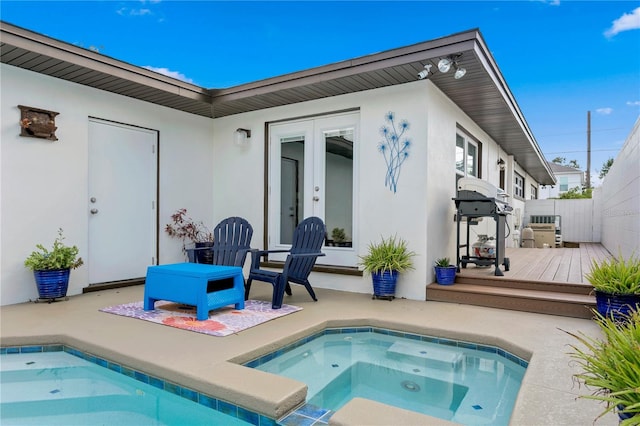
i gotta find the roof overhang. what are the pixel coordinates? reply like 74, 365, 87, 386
0, 21, 554, 184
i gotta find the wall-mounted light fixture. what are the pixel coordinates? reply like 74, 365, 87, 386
497, 158, 506, 171
234, 128, 251, 146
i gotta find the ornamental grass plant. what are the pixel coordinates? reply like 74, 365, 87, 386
435, 257, 453, 267
563, 310, 640, 425
585, 252, 640, 295
359, 235, 416, 274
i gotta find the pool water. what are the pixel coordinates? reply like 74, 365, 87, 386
248, 329, 527, 425
0, 351, 250, 425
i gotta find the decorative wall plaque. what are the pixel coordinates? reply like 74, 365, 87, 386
18, 105, 59, 141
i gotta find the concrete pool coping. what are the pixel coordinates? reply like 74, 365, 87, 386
0, 282, 618, 425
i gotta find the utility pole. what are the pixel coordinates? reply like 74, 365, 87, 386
586, 111, 591, 189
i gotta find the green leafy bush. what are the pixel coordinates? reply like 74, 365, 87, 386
359, 235, 416, 274
563, 310, 640, 424
24, 228, 83, 271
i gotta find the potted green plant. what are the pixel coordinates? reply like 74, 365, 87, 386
358, 235, 416, 300
330, 227, 348, 246
165, 208, 214, 263
24, 228, 83, 301
563, 310, 640, 424
434, 257, 457, 285
585, 252, 640, 322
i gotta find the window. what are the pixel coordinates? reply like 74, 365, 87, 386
514, 172, 525, 199
559, 176, 569, 192
530, 185, 537, 200
456, 132, 478, 179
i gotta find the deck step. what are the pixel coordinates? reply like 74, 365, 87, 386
426, 281, 596, 319
454, 275, 593, 295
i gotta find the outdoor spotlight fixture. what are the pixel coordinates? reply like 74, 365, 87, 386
438, 57, 452, 73
436, 54, 466, 79
497, 158, 506, 171
234, 128, 251, 146
417, 64, 432, 80
454, 66, 467, 79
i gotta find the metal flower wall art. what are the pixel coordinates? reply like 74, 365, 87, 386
378, 112, 411, 193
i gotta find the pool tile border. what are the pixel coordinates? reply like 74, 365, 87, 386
244, 326, 529, 369
1, 344, 277, 426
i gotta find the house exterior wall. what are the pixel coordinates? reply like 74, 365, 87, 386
210, 80, 528, 300
538, 170, 584, 199
600, 117, 640, 258
1, 64, 542, 306
1, 63, 215, 306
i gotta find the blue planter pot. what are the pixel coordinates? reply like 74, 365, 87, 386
594, 290, 640, 322
194, 242, 214, 264
372, 270, 398, 299
435, 266, 457, 285
34, 268, 70, 299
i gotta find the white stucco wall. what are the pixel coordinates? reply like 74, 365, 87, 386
600, 116, 640, 258
210, 80, 524, 300
1, 63, 543, 306
1, 64, 215, 305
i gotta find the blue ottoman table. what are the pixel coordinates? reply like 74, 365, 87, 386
144, 263, 245, 320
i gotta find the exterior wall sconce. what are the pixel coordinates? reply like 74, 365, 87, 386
234, 128, 251, 147
497, 158, 506, 171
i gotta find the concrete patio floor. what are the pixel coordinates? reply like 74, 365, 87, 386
0, 282, 619, 425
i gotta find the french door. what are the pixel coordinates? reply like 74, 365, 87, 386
268, 112, 358, 266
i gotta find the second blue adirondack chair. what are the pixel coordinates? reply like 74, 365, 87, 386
245, 216, 326, 309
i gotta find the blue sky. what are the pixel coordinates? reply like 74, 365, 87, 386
2, 1, 639, 184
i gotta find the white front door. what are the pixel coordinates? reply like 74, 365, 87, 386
268, 112, 358, 266
88, 119, 157, 284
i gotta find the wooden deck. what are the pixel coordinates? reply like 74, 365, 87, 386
456, 243, 611, 284
426, 243, 612, 318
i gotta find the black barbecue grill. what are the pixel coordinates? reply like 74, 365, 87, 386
453, 189, 512, 276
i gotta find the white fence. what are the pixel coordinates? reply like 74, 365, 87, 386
525, 195, 601, 243
524, 116, 639, 258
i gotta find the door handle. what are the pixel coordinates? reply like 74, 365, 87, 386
90, 208, 99, 214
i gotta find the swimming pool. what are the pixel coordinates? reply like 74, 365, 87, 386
246, 327, 527, 425
0, 348, 255, 425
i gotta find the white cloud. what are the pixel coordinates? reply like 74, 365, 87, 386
143, 66, 194, 84
627, 101, 640, 107
117, 7, 152, 16
604, 7, 640, 37
595, 107, 613, 115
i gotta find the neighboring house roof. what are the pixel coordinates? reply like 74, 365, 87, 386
0, 21, 554, 185
547, 161, 584, 175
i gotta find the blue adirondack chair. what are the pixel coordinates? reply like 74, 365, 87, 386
187, 217, 253, 267
245, 216, 326, 309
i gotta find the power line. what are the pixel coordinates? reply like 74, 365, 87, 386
544, 148, 619, 155
536, 127, 629, 138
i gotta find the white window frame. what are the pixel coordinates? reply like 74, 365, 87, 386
456, 131, 478, 179
514, 172, 525, 199
530, 184, 537, 200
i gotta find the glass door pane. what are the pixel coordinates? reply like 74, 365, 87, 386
280, 135, 304, 244
324, 129, 353, 248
